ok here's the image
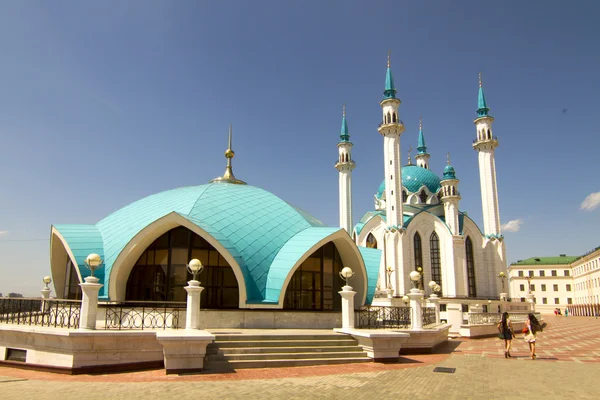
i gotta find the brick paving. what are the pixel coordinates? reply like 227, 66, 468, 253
0, 316, 599, 399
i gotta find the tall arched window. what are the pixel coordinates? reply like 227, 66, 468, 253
402, 190, 408, 203
126, 226, 239, 308
366, 233, 377, 249
419, 190, 428, 204
465, 236, 477, 297
430, 232, 441, 290
414, 232, 423, 272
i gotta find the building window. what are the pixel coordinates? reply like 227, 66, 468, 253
566, 284, 571, 291
542, 298, 547, 304
539, 270, 545, 277
554, 298, 560, 304
553, 284, 558, 291
567, 298, 573, 304
366, 233, 377, 249
541, 284, 546, 291
402, 190, 408, 202
518, 271, 524, 277
564, 270, 570, 276
64, 259, 82, 300
530, 284, 535, 291
414, 233, 424, 289
440, 304, 447, 312
551, 270, 557, 276
126, 226, 239, 308
419, 190, 428, 204
520, 284, 525, 291
430, 232, 442, 288
461, 304, 469, 312
520, 297, 526, 302
465, 237, 476, 297
528, 270, 534, 277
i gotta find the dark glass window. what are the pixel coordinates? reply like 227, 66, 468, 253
539, 270, 545, 277
414, 233, 423, 271
64, 259, 82, 300
366, 233, 377, 249
430, 232, 442, 289
564, 270, 570, 276
126, 227, 240, 308
551, 270, 557, 276
465, 236, 476, 297
283, 242, 343, 311
518, 271, 524, 277
419, 190, 428, 204
402, 190, 408, 203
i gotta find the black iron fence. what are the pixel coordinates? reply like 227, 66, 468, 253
101, 301, 186, 330
0, 297, 81, 329
422, 306, 437, 326
355, 306, 411, 329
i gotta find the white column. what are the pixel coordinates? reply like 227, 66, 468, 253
79, 276, 103, 330
339, 285, 356, 329
408, 288, 424, 330
185, 280, 205, 330
428, 294, 441, 324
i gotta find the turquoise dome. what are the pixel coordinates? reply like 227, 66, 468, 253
376, 165, 442, 199
443, 164, 457, 179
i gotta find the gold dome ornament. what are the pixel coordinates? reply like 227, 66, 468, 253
210, 124, 247, 185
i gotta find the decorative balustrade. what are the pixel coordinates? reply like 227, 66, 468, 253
467, 312, 501, 325
0, 297, 81, 329
355, 306, 411, 329
101, 301, 186, 330
422, 306, 437, 326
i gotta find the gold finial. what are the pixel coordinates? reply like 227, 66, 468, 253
210, 124, 246, 185
387, 50, 391, 68
446, 152, 451, 165
342, 103, 346, 117
479, 72, 482, 88
419, 116, 422, 130
407, 145, 413, 165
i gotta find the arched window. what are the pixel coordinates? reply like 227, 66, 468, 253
465, 236, 477, 297
283, 242, 343, 311
387, 112, 392, 123
430, 232, 441, 289
419, 190, 428, 204
392, 113, 397, 123
64, 259, 82, 300
487, 129, 491, 139
414, 233, 423, 272
366, 233, 377, 249
402, 190, 408, 203
126, 226, 240, 308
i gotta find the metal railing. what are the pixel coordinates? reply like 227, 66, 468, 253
355, 306, 411, 329
467, 312, 540, 325
0, 297, 81, 329
101, 301, 186, 330
422, 306, 437, 326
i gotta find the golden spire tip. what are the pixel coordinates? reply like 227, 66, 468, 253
342, 103, 346, 117
478, 72, 482, 88
387, 50, 391, 68
447, 152, 451, 165
419, 116, 422, 130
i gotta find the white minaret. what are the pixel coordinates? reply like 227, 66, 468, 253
415, 117, 431, 170
335, 104, 355, 234
473, 73, 501, 237
378, 53, 406, 296
440, 153, 461, 235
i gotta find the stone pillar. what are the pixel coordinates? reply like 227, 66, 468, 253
40, 287, 51, 313
428, 294, 441, 324
185, 280, 205, 330
79, 276, 103, 330
526, 293, 535, 312
499, 292, 508, 302
408, 288, 423, 330
339, 285, 356, 329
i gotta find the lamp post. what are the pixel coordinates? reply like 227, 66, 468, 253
338, 267, 356, 330
498, 271, 508, 302
524, 276, 535, 310
79, 253, 104, 330
385, 266, 394, 298
41, 276, 52, 299
185, 258, 205, 329
427, 281, 441, 324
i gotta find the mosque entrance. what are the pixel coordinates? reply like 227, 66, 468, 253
125, 227, 239, 308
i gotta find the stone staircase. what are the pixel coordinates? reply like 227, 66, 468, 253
203, 332, 371, 371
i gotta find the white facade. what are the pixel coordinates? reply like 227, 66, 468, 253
573, 250, 600, 308
336, 140, 355, 234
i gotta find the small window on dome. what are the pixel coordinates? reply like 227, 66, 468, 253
402, 190, 408, 202
419, 190, 428, 204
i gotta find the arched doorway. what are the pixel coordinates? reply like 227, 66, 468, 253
366, 233, 377, 249
283, 242, 344, 311
125, 226, 240, 308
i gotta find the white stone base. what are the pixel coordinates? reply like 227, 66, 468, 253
156, 330, 214, 374
398, 324, 451, 353
336, 328, 409, 361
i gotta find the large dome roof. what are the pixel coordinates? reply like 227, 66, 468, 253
376, 165, 442, 199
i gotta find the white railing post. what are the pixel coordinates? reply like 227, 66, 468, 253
184, 280, 204, 329
408, 288, 423, 330
79, 276, 103, 330
339, 285, 356, 329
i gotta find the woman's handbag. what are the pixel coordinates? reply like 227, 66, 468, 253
521, 326, 528, 333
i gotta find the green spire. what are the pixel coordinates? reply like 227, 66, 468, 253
477, 72, 490, 117
443, 152, 457, 179
383, 51, 397, 99
417, 117, 427, 154
340, 104, 349, 142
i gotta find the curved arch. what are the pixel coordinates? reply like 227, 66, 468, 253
274, 229, 368, 309
108, 212, 247, 306
50, 228, 83, 299
355, 214, 385, 247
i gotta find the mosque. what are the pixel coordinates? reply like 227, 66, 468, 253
48, 57, 507, 313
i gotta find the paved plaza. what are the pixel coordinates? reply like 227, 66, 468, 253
1, 316, 599, 399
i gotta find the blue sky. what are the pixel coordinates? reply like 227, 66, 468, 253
1, 0, 599, 296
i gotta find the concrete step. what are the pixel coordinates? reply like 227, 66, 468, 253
207, 350, 368, 361
206, 345, 364, 355
211, 333, 348, 342
210, 339, 357, 348
203, 357, 372, 371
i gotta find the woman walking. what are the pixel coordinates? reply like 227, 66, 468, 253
524, 313, 542, 360
497, 312, 514, 358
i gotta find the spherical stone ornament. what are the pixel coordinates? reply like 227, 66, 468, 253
409, 270, 421, 282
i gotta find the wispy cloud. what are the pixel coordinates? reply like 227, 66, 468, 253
91, 94, 121, 113
0, 231, 8, 236
501, 219, 523, 233
580, 192, 600, 211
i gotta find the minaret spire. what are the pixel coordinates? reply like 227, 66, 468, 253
477, 72, 490, 117
384, 50, 397, 99
335, 104, 355, 235
415, 116, 431, 169
210, 124, 247, 184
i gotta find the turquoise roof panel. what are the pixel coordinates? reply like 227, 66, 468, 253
52, 224, 106, 297
340, 114, 350, 142
376, 166, 442, 199
261, 227, 341, 303
443, 164, 457, 179
358, 246, 382, 305
477, 86, 490, 117
384, 67, 397, 99
417, 127, 427, 154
